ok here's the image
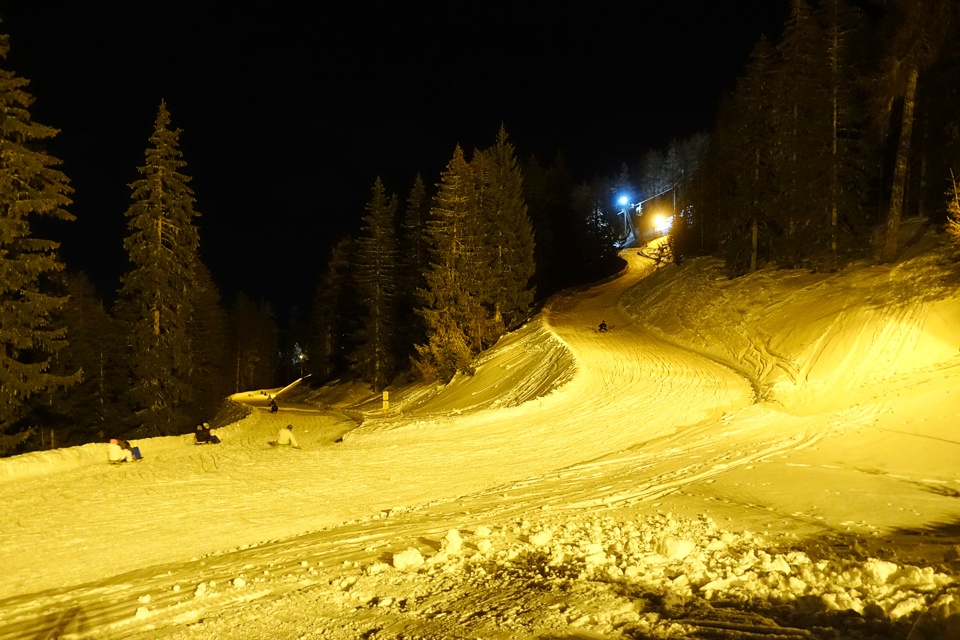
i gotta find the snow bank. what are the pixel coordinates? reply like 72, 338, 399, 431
477, 512, 955, 622
0, 401, 251, 483
0, 434, 205, 482
324, 511, 959, 638
621, 240, 960, 407
0, 441, 110, 482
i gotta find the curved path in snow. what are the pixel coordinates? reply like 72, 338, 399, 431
0, 248, 872, 639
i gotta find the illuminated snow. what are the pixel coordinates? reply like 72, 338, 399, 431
1, 230, 959, 638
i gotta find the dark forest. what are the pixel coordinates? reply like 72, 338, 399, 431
2, 0, 959, 454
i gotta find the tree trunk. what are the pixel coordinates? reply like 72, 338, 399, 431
751, 146, 759, 273
829, 1, 839, 271
881, 65, 918, 263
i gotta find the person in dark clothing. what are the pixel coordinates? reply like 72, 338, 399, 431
269, 398, 279, 413
121, 440, 143, 460
598, 320, 608, 332
195, 422, 221, 444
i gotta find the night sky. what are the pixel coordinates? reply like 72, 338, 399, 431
0, 2, 789, 321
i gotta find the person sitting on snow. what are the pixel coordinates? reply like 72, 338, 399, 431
269, 398, 279, 413
108, 438, 134, 463
269, 424, 300, 449
195, 422, 221, 444
598, 320, 608, 333
121, 439, 143, 460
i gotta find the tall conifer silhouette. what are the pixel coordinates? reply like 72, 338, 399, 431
482, 126, 535, 332
0, 33, 77, 452
353, 177, 399, 391
415, 146, 480, 382
115, 102, 202, 435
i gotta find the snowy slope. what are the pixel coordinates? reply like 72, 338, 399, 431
1, 232, 959, 639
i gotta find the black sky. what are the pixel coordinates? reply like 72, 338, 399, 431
0, 2, 789, 320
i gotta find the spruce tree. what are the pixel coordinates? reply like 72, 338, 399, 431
415, 145, 481, 382
571, 178, 620, 276
522, 154, 573, 295
721, 37, 779, 274
401, 174, 430, 291
307, 237, 359, 382
396, 174, 430, 359
772, 0, 830, 268
28, 272, 117, 447
465, 147, 502, 350
482, 126, 535, 332
114, 102, 202, 436
945, 173, 960, 249
352, 177, 399, 391
187, 261, 230, 419
877, 0, 958, 262
0, 33, 77, 453
229, 292, 279, 393
818, 0, 870, 270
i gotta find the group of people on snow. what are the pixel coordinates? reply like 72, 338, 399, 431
108, 400, 300, 463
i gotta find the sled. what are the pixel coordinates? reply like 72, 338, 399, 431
267, 441, 300, 449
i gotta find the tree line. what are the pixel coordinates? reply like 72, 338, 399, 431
305, 127, 621, 390
620, 0, 960, 276
0, 32, 619, 455
8, 0, 956, 455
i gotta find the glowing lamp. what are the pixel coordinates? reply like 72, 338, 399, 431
653, 214, 673, 234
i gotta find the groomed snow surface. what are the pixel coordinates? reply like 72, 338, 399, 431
3, 229, 960, 639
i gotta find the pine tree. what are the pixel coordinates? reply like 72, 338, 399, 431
721, 37, 779, 274
280, 305, 308, 382
945, 173, 960, 248
571, 178, 621, 274
522, 153, 574, 295
415, 145, 481, 382
878, 0, 958, 262
400, 174, 430, 292
818, 0, 870, 270
229, 292, 279, 393
663, 133, 710, 264
464, 147, 503, 350
186, 261, 230, 419
31, 272, 117, 447
772, 0, 830, 268
481, 126, 535, 332
307, 237, 359, 382
396, 174, 430, 359
114, 102, 202, 436
0, 33, 78, 453
352, 177, 399, 391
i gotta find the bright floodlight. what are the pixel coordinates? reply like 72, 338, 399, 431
653, 214, 673, 234
617, 195, 629, 207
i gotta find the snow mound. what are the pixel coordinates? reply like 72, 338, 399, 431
622, 239, 960, 408
317, 511, 959, 638
0, 435, 196, 482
